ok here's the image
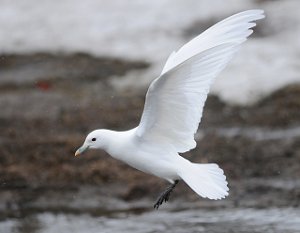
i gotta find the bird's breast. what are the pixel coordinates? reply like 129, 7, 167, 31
106, 140, 180, 181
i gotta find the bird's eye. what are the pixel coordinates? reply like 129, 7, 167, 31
92, 138, 96, 142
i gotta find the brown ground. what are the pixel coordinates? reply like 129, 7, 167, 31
0, 53, 299, 219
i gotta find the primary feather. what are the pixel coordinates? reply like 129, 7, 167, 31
136, 10, 265, 153
161, 10, 265, 75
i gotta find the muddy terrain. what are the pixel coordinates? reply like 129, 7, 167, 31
0, 53, 299, 232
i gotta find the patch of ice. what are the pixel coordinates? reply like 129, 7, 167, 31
8, 207, 300, 233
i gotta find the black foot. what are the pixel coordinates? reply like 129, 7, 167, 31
154, 180, 179, 209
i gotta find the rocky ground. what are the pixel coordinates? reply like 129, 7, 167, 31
0, 53, 299, 226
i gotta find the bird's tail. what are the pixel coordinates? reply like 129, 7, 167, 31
178, 162, 229, 200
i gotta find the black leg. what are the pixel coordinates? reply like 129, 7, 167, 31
154, 180, 179, 209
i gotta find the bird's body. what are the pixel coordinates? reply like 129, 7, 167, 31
91, 128, 182, 182
75, 10, 265, 208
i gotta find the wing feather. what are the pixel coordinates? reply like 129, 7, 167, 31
161, 10, 264, 75
136, 10, 264, 153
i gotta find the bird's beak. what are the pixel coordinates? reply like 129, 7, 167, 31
75, 144, 89, 156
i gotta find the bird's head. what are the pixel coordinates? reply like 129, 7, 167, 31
75, 129, 106, 156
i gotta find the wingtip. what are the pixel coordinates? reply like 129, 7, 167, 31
247, 9, 266, 19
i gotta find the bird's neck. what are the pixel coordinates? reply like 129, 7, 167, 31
97, 129, 118, 151
97, 128, 135, 155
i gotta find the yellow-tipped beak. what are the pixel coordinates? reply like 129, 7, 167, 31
75, 150, 81, 157
74, 145, 89, 156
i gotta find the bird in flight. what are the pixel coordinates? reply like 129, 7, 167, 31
75, 10, 265, 209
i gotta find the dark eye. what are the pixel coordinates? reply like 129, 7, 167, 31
92, 138, 96, 142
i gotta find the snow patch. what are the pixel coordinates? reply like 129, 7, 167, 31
0, 0, 299, 105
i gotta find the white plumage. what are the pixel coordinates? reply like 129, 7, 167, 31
75, 10, 265, 205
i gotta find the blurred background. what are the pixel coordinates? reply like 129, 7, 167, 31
0, 0, 299, 232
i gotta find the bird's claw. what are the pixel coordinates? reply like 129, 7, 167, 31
153, 180, 179, 209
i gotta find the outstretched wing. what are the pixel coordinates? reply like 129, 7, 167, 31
136, 10, 264, 153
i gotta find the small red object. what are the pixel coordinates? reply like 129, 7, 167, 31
36, 81, 51, 91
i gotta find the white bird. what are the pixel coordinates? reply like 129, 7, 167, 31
75, 10, 265, 209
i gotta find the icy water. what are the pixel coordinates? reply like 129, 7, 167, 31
1, 207, 299, 233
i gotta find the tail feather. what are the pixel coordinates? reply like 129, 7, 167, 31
179, 163, 229, 200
